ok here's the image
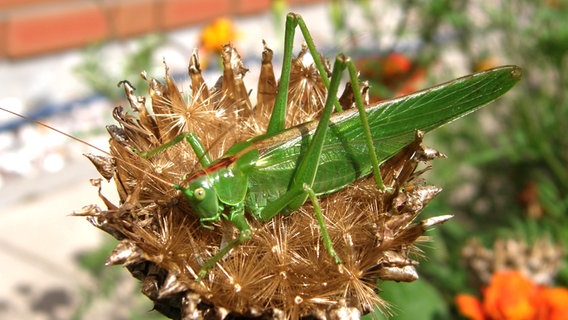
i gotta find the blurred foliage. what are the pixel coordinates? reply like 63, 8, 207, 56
75, 35, 165, 101
72, 237, 167, 319
339, 0, 568, 318
371, 280, 449, 320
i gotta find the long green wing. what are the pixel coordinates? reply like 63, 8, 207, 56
246, 66, 522, 215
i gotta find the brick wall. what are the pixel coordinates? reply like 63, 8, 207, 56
0, 0, 324, 59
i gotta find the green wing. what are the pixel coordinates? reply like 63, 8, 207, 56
246, 65, 522, 214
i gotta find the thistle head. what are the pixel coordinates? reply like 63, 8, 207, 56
81, 43, 449, 319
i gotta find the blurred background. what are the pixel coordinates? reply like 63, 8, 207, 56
0, 0, 566, 319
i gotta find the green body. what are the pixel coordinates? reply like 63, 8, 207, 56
161, 14, 521, 279
205, 65, 521, 219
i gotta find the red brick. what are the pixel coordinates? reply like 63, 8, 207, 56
106, 0, 159, 38
162, 0, 231, 29
233, 0, 271, 15
0, 0, 75, 11
288, 0, 325, 5
4, 2, 108, 58
0, 17, 5, 58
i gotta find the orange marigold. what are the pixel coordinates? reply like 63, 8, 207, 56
456, 294, 485, 320
199, 18, 238, 53
383, 52, 412, 77
457, 271, 568, 320
483, 271, 538, 320
198, 18, 238, 69
538, 288, 568, 320
355, 52, 425, 102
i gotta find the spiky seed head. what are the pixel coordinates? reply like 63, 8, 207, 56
78, 43, 450, 319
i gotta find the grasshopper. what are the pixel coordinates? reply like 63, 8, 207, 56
136, 14, 521, 279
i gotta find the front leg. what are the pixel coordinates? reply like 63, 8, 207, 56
139, 131, 212, 167
198, 202, 252, 280
199, 213, 221, 230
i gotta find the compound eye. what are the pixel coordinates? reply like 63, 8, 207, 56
194, 187, 206, 201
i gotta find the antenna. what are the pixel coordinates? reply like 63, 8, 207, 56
0, 107, 174, 187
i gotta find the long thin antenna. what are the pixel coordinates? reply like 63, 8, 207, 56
1, 107, 112, 156
0, 107, 174, 187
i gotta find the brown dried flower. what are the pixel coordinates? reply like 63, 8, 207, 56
78, 43, 450, 319
462, 237, 564, 288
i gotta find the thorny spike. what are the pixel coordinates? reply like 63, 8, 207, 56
338, 82, 355, 110
119, 80, 160, 139
422, 215, 453, 228
220, 45, 253, 116
256, 40, 277, 120
188, 49, 211, 105
84, 153, 115, 181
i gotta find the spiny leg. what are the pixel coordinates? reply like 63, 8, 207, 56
139, 131, 212, 167
267, 13, 343, 135
260, 54, 387, 266
345, 60, 386, 190
304, 183, 341, 264
197, 230, 251, 280
259, 56, 347, 266
286, 56, 346, 210
197, 204, 251, 281
257, 182, 341, 265
288, 54, 388, 209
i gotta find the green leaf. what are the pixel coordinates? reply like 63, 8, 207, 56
366, 280, 449, 320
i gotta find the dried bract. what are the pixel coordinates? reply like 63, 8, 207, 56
462, 237, 565, 288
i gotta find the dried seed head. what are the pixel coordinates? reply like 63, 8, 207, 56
462, 237, 565, 287
78, 43, 450, 319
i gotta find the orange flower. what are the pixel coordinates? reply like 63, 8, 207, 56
456, 294, 485, 320
539, 288, 568, 320
483, 271, 538, 320
199, 18, 237, 53
198, 18, 238, 69
355, 52, 425, 102
456, 271, 568, 320
474, 56, 500, 72
382, 52, 412, 78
